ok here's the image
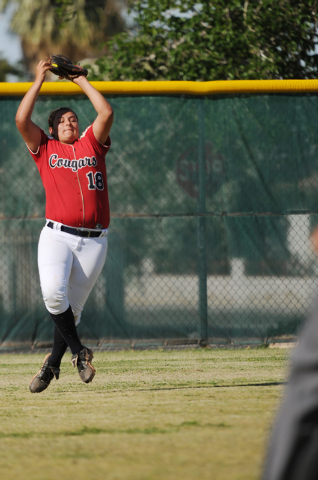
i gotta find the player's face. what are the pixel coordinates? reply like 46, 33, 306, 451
50, 111, 79, 144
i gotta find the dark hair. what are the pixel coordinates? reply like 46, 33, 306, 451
48, 107, 78, 129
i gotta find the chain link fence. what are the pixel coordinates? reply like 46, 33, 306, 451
1, 89, 318, 348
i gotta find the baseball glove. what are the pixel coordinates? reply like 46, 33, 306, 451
48, 54, 88, 81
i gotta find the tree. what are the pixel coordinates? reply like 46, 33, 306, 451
87, 0, 318, 81
0, 0, 127, 78
0, 57, 23, 81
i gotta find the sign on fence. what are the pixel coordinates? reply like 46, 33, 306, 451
176, 141, 225, 198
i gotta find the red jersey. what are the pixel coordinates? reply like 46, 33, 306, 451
28, 125, 111, 229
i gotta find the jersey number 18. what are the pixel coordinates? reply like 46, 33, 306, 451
86, 171, 104, 190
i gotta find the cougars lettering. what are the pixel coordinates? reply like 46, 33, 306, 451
49, 154, 98, 172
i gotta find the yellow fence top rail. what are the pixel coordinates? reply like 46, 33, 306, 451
0, 79, 318, 96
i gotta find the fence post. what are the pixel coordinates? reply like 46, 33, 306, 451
197, 98, 208, 345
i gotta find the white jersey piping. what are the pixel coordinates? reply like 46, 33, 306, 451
71, 144, 85, 226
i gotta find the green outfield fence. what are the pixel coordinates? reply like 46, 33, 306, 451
1, 79, 318, 349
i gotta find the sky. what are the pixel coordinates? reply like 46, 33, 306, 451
0, 4, 23, 81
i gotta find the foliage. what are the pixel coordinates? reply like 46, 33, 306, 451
0, 57, 23, 81
0, 0, 126, 45
0, 0, 127, 76
87, 0, 318, 81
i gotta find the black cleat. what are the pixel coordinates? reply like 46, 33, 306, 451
29, 354, 60, 393
71, 346, 96, 383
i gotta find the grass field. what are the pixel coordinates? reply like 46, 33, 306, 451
0, 347, 291, 480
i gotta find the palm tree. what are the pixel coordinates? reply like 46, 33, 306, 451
0, 56, 22, 80
0, 0, 127, 78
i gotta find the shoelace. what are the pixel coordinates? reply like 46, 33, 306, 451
71, 355, 78, 368
71, 349, 92, 369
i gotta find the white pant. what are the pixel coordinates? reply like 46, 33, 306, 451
38, 222, 108, 325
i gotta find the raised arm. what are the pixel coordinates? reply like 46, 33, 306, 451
73, 76, 114, 145
15, 60, 51, 152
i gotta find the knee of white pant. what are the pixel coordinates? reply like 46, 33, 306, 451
42, 288, 69, 316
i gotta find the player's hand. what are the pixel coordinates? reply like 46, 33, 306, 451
35, 60, 51, 85
72, 75, 89, 86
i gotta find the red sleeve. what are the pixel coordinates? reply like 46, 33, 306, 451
80, 124, 111, 155
26, 128, 50, 164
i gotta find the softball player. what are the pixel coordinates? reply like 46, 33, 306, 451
15, 59, 114, 393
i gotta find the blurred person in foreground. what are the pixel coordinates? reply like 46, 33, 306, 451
262, 226, 318, 480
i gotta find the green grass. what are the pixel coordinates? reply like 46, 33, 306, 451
0, 347, 291, 480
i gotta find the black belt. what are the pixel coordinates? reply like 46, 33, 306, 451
47, 221, 103, 238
